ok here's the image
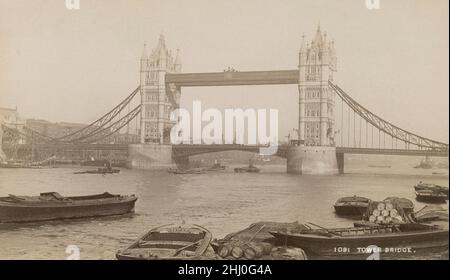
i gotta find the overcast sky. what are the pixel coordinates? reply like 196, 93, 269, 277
0, 0, 448, 142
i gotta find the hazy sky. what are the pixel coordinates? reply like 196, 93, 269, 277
0, 0, 448, 142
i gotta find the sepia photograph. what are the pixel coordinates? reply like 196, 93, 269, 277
0, 0, 448, 271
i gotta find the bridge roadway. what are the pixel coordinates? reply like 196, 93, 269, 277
16, 143, 449, 158
171, 144, 449, 158
165, 70, 300, 87
19, 143, 129, 151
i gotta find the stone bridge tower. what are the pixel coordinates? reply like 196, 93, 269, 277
140, 35, 182, 144
298, 25, 337, 146
287, 25, 339, 175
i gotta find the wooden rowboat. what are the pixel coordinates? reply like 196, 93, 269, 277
116, 223, 212, 260
0, 192, 137, 223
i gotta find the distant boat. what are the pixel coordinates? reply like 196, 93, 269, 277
206, 162, 227, 171
334, 196, 371, 216
116, 223, 213, 260
234, 164, 260, 173
74, 167, 120, 174
414, 157, 433, 169
168, 168, 205, 174
0, 192, 137, 223
0, 161, 42, 169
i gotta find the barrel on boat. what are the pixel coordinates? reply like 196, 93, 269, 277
243, 242, 273, 260
218, 243, 233, 258
231, 245, 244, 259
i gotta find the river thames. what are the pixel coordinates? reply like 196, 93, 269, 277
0, 155, 448, 260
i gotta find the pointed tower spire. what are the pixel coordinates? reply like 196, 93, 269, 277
299, 33, 306, 53
174, 49, 181, 65
141, 42, 148, 60
174, 48, 182, 72
313, 22, 323, 46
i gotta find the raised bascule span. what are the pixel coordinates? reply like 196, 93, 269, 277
1, 27, 448, 174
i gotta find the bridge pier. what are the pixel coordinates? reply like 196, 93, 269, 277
127, 143, 175, 169
0, 125, 5, 161
174, 155, 190, 169
286, 146, 339, 175
336, 152, 344, 174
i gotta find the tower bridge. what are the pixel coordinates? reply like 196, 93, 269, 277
1, 26, 448, 174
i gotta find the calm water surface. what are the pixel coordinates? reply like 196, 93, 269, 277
0, 156, 448, 260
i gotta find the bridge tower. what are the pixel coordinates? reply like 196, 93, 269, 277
298, 24, 337, 146
287, 25, 339, 174
128, 35, 181, 169
139, 34, 181, 144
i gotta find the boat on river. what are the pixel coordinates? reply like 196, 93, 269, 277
0, 192, 137, 223
0, 161, 42, 169
234, 165, 260, 173
415, 190, 448, 203
334, 196, 371, 216
414, 183, 448, 198
116, 223, 213, 260
74, 167, 120, 174
206, 162, 227, 171
168, 168, 205, 174
269, 223, 449, 257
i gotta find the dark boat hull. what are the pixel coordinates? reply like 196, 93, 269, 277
270, 229, 449, 257
414, 186, 449, 199
415, 195, 447, 203
0, 197, 137, 223
334, 205, 367, 216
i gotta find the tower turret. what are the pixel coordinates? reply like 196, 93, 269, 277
174, 49, 182, 73
298, 24, 337, 147
139, 35, 181, 144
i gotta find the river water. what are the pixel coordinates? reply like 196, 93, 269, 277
0, 155, 448, 260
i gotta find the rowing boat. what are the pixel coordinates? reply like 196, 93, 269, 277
116, 223, 213, 260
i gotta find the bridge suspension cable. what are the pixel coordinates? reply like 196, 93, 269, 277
54, 86, 141, 143
75, 105, 141, 144
329, 81, 448, 151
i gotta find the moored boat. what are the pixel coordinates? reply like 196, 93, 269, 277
415, 190, 447, 203
116, 223, 213, 260
414, 183, 448, 198
74, 167, 120, 174
234, 165, 260, 173
171, 168, 205, 174
0, 161, 42, 169
269, 223, 448, 257
0, 192, 137, 223
206, 162, 227, 171
334, 196, 371, 216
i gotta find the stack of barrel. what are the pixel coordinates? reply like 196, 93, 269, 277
368, 202, 404, 224
217, 241, 273, 260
